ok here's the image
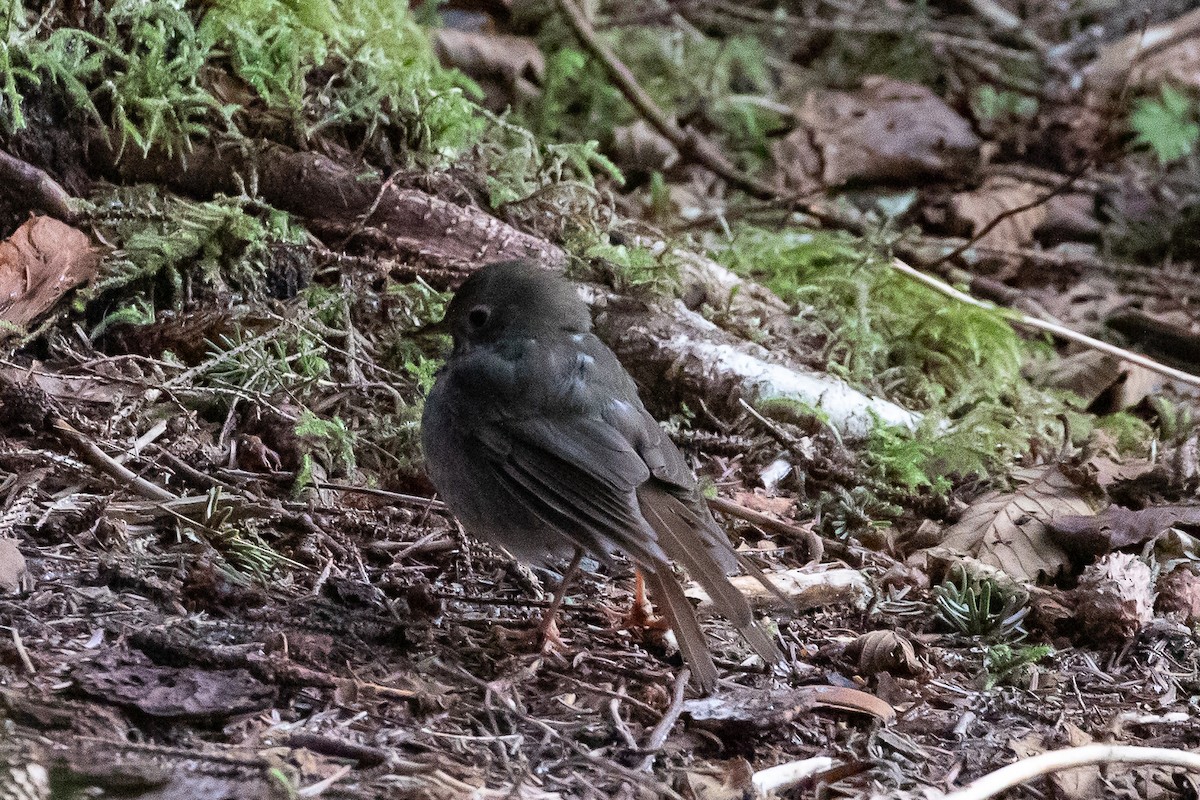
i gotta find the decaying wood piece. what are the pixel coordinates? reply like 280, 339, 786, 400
685, 567, 871, 613
91, 138, 568, 272
89, 136, 914, 435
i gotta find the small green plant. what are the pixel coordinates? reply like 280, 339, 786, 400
172, 488, 301, 580
813, 485, 901, 541
934, 566, 1029, 639
295, 410, 356, 475
971, 85, 1038, 123
203, 328, 330, 396
983, 643, 1053, 690
1130, 85, 1200, 165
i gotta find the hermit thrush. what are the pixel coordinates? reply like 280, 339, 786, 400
421, 261, 780, 692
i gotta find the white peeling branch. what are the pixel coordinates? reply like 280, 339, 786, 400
597, 294, 920, 440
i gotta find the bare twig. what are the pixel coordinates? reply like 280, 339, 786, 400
0, 148, 76, 222
435, 660, 685, 800
890, 258, 1200, 390
925, 169, 1086, 269
51, 418, 178, 502
554, 0, 779, 199
708, 496, 824, 563
637, 668, 689, 771
943, 744, 1200, 800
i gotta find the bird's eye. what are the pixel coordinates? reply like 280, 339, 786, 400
467, 305, 491, 328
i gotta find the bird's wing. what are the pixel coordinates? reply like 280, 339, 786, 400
444, 335, 669, 566
446, 332, 782, 668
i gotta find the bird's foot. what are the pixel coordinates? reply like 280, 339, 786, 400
615, 571, 669, 633
536, 612, 569, 656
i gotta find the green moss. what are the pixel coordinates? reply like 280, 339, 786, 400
3, 0, 226, 154
572, 239, 680, 296
523, 27, 779, 169
295, 409, 356, 474
200, 0, 482, 157
3, 0, 481, 159
478, 117, 622, 211
716, 226, 1081, 484
88, 191, 306, 327
1095, 412, 1155, 456
715, 226, 1023, 407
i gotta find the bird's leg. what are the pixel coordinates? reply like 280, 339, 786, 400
620, 569, 667, 631
538, 547, 584, 654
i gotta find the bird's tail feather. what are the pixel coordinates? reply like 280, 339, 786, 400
642, 568, 718, 694
640, 491, 784, 666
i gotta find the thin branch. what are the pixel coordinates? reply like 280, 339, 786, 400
926, 167, 1086, 269
943, 744, 1200, 800
890, 258, 1200, 390
637, 668, 689, 771
554, 0, 780, 199
51, 418, 178, 502
0, 148, 77, 222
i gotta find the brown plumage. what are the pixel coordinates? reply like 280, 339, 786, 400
421, 261, 781, 692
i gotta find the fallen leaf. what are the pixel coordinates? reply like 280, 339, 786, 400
611, 119, 679, 173
686, 567, 871, 612
1037, 350, 1161, 412
1050, 504, 1200, 557
948, 176, 1047, 252
938, 466, 1093, 582
74, 648, 275, 720
0, 365, 125, 405
433, 29, 543, 109
779, 77, 979, 190
678, 758, 754, 800
684, 684, 893, 732
1073, 552, 1155, 641
0, 216, 99, 335
1088, 8, 1200, 95
846, 630, 920, 677
731, 491, 795, 517
0, 538, 27, 593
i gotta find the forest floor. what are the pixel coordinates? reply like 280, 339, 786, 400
1, 0, 1200, 798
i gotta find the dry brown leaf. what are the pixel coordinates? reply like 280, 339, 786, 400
1087, 8, 1200, 94
1009, 726, 1100, 800
948, 176, 1047, 251
0, 216, 98, 334
1050, 504, 1200, 557
74, 648, 275, 720
779, 76, 979, 190
0, 365, 125, 405
1037, 350, 1162, 412
677, 759, 754, 800
1073, 552, 1155, 641
1042, 193, 1101, 239
938, 466, 1093, 582
0, 538, 27, 593
1157, 565, 1200, 623
433, 30, 543, 82
731, 491, 795, 518
684, 684, 894, 731
610, 119, 679, 173
845, 630, 920, 677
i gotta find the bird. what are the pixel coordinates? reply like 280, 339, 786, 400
420, 260, 781, 693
